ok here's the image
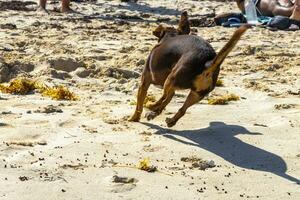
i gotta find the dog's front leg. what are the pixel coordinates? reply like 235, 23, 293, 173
165, 90, 205, 127
128, 72, 151, 122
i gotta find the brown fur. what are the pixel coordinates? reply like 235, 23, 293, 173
129, 12, 249, 127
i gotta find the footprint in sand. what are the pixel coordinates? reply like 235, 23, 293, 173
58, 119, 78, 128
102, 175, 138, 193
3, 131, 46, 148
0, 122, 13, 128
23, 120, 49, 126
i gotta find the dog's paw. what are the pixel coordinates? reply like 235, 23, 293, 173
165, 117, 177, 127
145, 111, 158, 121
128, 115, 140, 122
145, 102, 157, 111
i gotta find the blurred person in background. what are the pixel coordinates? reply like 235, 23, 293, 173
235, 0, 300, 20
37, 0, 74, 13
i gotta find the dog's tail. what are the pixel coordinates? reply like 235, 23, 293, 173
206, 25, 250, 73
177, 11, 190, 35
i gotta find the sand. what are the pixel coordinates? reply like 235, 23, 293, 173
0, 0, 299, 199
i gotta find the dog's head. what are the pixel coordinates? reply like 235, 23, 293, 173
153, 11, 190, 42
152, 25, 178, 41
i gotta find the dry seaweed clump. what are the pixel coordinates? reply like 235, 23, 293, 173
0, 79, 36, 95
41, 86, 78, 101
130, 94, 156, 106
138, 158, 157, 172
208, 94, 240, 105
0, 78, 77, 100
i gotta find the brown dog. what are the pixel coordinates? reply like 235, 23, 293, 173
129, 12, 249, 127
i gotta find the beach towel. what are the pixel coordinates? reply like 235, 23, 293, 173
214, 13, 299, 31
214, 13, 246, 27
214, 13, 272, 27
267, 15, 300, 30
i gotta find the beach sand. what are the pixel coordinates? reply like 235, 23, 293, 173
0, 0, 299, 199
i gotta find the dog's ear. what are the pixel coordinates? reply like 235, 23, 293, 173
153, 24, 165, 38
177, 11, 190, 35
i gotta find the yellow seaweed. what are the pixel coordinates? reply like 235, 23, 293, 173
130, 94, 156, 106
42, 86, 78, 101
138, 158, 157, 172
0, 79, 36, 95
0, 78, 77, 101
208, 94, 240, 105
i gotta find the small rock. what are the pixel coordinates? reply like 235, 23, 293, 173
19, 176, 29, 181
50, 69, 71, 80
72, 67, 92, 78
47, 57, 85, 72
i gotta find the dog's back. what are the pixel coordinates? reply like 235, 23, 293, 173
148, 35, 216, 89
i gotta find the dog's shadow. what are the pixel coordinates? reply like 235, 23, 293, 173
142, 121, 299, 184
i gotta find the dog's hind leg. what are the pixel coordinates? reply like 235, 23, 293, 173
145, 77, 175, 121
165, 90, 206, 127
129, 71, 151, 122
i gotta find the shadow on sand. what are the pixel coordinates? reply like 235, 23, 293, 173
70, 2, 181, 24
142, 121, 299, 184
97, 1, 180, 16
57, 3, 179, 25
